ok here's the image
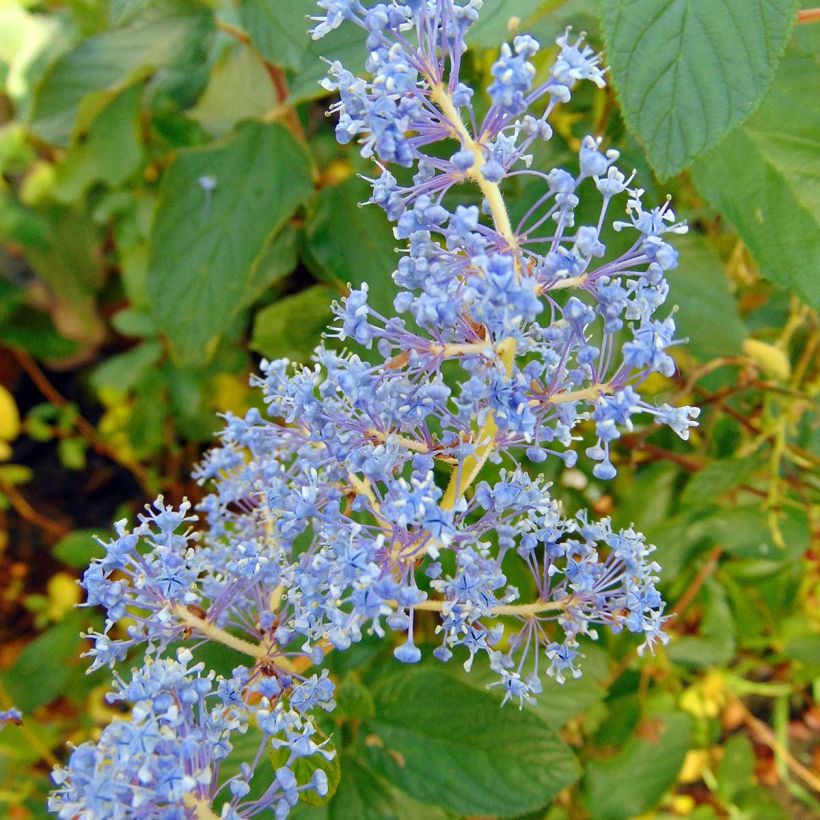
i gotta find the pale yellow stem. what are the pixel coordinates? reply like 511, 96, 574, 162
366, 429, 434, 454
441, 337, 517, 510
430, 84, 515, 247
542, 382, 610, 406
365, 429, 458, 463
172, 606, 296, 673
539, 274, 588, 292
413, 597, 568, 618
428, 83, 524, 510
184, 793, 221, 820
430, 341, 493, 357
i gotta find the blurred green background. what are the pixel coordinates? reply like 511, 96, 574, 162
0, 0, 817, 817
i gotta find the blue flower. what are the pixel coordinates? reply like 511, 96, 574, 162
54, 3, 699, 815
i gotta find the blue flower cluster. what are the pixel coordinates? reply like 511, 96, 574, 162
50, 650, 333, 818
51, 1, 699, 815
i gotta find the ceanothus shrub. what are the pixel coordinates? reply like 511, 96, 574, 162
49, 1, 699, 817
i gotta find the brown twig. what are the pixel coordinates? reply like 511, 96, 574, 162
0, 481, 70, 540
738, 700, 820, 793
620, 432, 706, 472
11, 349, 151, 492
637, 441, 706, 472
677, 356, 744, 398
716, 403, 761, 436
669, 546, 723, 618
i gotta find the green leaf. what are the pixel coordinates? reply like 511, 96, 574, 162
682, 457, 759, 506
53, 528, 107, 568
600, 0, 796, 178
287, 24, 361, 104
672, 234, 746, 361
438, 642, 609, 729
52, 83, 144, 201
299, 751, 449, 820
2, 614, 85, 711
527, 0, 600, 45
28, 0, 213, 146
244, 223, 301, 308
251, 285, 333, 362
58, 437, 88, 470
0, 464, 34, 485
147, 121, 313, 364
584, 709, 693, 818
270, 726, 341, 808
783, 633, 820, 665
0, 188, 50, 250
361, 669, 579, 816
699, 505, 809, 562
240, 0, 315, 70
717, 732, 755, 804
27, 207, 104, 302
328, 753, 403, 820
691, 36, 820, 306
188, 40, 278, 137
306, 176, 398, 317
111, 307, 157, 338
0, 309, 79, 359
335, 675, 375, 721
467, 0, 551, 47
90, 339, 164, 394
668, 578, 736, 668
734, 786, 789, 820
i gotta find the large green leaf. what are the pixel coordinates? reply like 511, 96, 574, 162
52, 83, 144, 201
584, 708, 693, 818
244, 223, 301, 306
600, 0, 796, 178
292, 751, 449, 820
2, 614, 86, 712
28, 0, 213, 146
672, 234, 746, 361
287, 24, 362, 104
717, 732, 755, 804
27, 207, 104, 297
53, 528, 108, 568
306, 175, 398, 317
668, 578, 736, 668
270, 727, 341, 808
147, 121, 313, 363
682, 456, 760, 506
361, 669, 580, 816
90, 339, 164, 393
251, 285, 334, 362
691, 36, 820, 307
240, 0, 315, 71
188, 40, 278, 136
438, 642, 609, 729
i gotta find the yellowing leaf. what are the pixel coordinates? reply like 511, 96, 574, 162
46, 571, 82, 622
743, 339, 791, 381
0, 385, 21, 442
680, 671, 727, 719
211, 373, 250, 416
679, 749, 709, 784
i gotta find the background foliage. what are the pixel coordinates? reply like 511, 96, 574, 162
0, 0, 817, 817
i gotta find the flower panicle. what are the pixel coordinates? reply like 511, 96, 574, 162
52, 1, 697, 815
